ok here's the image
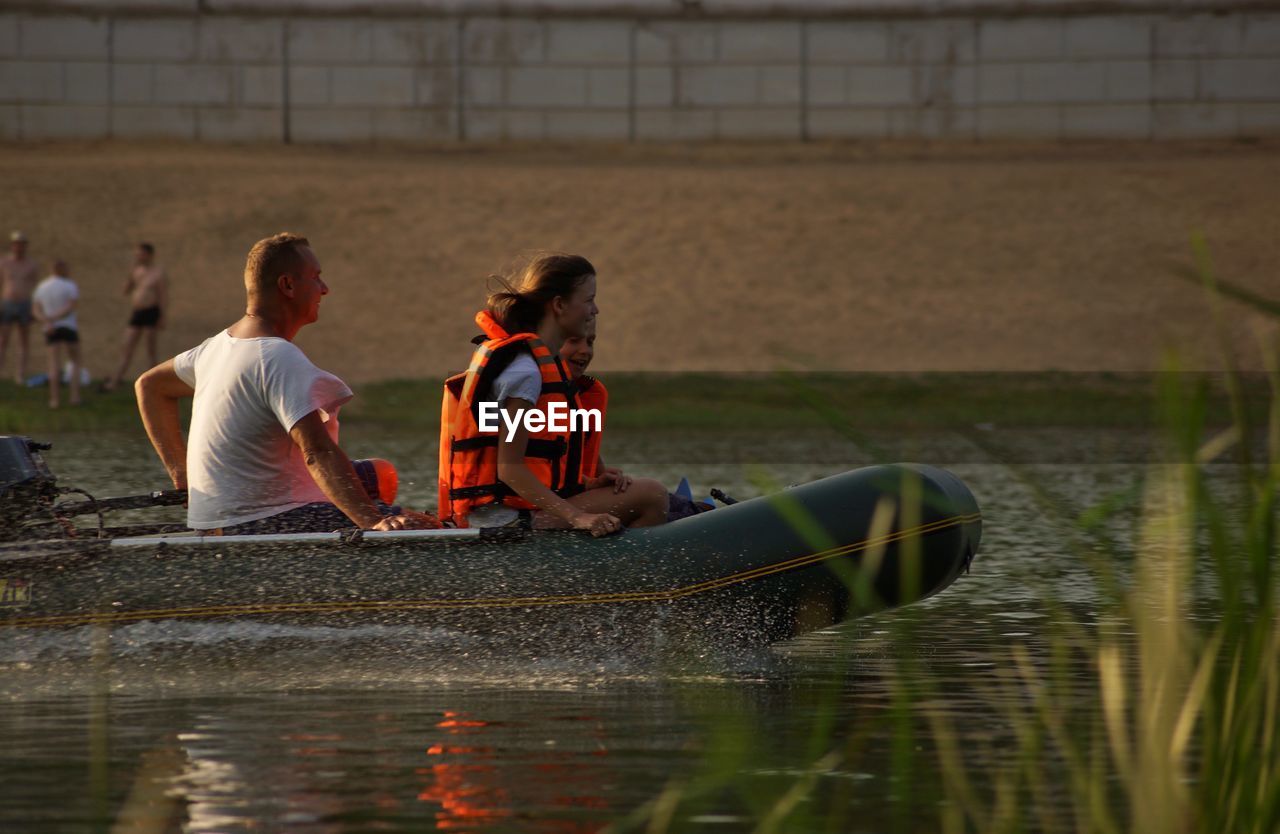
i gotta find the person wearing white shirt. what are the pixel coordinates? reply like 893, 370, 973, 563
31, 259, 80, 409
134, 233, 438, 534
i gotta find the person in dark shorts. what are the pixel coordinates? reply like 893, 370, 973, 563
46, 327, 79, 344
32, 260, 81, 408
104, 242, 168, 391
129, 304, 162, 328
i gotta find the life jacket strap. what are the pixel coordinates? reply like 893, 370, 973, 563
449, 482, 513, 500
537, 381, 578, 397
449, 482, 580, 501
450, 436, 567, 459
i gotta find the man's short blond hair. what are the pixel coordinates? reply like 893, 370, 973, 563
244, 233, 310, 298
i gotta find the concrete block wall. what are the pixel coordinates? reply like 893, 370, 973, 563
1, 7, 1278, 142
462, 18, 632, 140
287, 18, 458, 141
0, 14, 287, 140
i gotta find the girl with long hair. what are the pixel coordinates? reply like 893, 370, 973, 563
439, 253, 667, 536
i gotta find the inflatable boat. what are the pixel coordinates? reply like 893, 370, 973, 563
1, 436, 981, 644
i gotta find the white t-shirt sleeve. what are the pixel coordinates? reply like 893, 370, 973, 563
260, 341, 354, 432
490, 352, 542, 404
172, 338, 207, 388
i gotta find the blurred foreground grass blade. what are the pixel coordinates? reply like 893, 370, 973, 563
1190, 233, 1260, 471
615, 268, 1278, 832
753, 752, 840, 834
1256, 337, 1280, 610
1170, 262, 1280, 321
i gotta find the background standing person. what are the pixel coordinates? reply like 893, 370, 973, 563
105, 242, 167, 391
0, 230, 39, 385
32, 259, 81, 408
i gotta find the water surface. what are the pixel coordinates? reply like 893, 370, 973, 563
0, 428, 1208, 832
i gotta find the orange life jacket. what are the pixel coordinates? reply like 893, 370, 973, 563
575, 377, 608, 480
438, 311, 586, 526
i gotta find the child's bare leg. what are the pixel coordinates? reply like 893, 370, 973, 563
560, 478, 669, 528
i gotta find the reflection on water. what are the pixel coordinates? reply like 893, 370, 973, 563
0, 429, 1238, 832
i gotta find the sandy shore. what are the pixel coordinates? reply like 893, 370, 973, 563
2, 139, 1277, 383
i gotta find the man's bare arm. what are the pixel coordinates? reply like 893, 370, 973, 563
135, 360, 194, 490
289, 411, 406, 531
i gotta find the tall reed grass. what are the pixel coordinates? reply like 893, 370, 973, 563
606, 242, 1279, 833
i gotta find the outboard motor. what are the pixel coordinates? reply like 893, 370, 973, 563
0, 436, 57, 541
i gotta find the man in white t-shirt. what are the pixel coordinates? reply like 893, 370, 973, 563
31, 259, 81, 409
135, 233, 437, 534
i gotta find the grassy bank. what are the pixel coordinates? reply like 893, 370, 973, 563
2, 370, 1269, 437
353, 371, 1272, 432
3, 372, 1267, 439
0, 382, 159, 436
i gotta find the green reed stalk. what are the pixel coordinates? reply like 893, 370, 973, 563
919, 244, 1280, 834
613, 241, 1278, 834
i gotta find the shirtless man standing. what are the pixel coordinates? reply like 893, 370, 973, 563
0, 231, 39, 385
105, 242, 167, 391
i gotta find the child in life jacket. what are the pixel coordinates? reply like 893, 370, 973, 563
560, 321, 715, 522
438, 253, 668, 537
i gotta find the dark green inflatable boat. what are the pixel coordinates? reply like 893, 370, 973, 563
1, 435, 980, 644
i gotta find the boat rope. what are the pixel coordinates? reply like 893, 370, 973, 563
2, 512, 980, 630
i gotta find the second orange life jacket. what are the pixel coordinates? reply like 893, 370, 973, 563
575, 376, 608, 480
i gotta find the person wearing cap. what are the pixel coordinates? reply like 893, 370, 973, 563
31, 259, 82, 409
1, 231, 39, 385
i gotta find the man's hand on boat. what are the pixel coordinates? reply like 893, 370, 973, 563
375, 510, 442, 531
572, 511, 623, 537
